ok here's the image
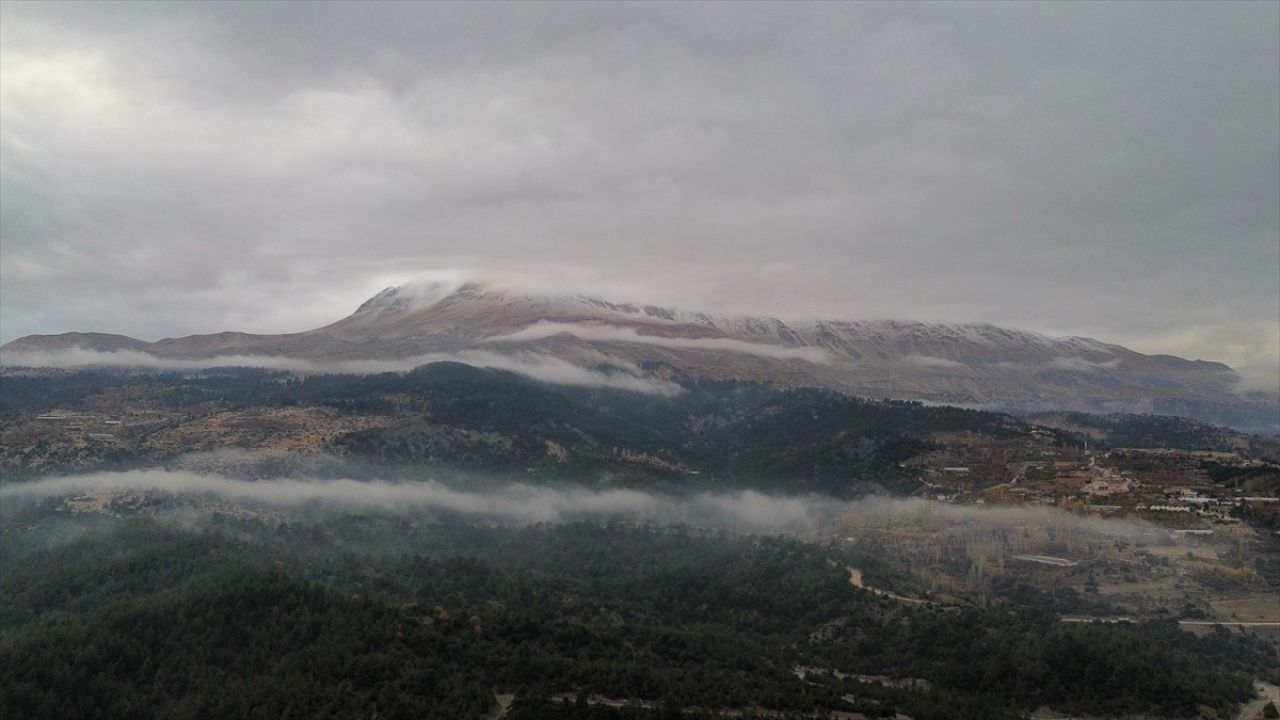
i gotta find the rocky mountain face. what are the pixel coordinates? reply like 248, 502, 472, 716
3, 283, 1275, 429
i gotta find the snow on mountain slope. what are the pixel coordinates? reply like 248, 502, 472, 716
2, 283, 1272, 428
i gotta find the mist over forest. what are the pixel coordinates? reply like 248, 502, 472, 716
3, 458, 1172, 541
1, 365, 1278, 719
3, 1, 1279, 718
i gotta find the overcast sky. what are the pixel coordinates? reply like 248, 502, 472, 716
1, 2, 1277, 386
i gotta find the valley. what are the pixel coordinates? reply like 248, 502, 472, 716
2, 363, 1278, 719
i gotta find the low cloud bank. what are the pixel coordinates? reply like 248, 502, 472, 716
2, 468, 1161, 540
842, 495, 1161, 541
484, 322, 835, 364
1, 470, 820, 528
1046, 356, 1122, 372
0, 347, 683, 396
902, 354, 967, 370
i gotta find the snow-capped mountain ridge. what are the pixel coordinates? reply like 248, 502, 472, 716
346, 283, 1133, 358
3, 282, 1270, 429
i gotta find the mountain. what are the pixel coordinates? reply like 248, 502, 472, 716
3, 283, 1275, 429
1, 332, 150, 354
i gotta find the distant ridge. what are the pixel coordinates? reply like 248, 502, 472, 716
3, 284, 1275, 430
2, 332, 150, 353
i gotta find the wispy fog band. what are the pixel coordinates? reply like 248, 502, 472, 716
484, 322, 835, 364
1, 471, 821, 529
2, 469, 1161, 540
0, 348, 684, 396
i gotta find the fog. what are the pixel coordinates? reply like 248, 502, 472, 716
841, 495, 1162, 542
1, 466, 1161, 541
1, 470, 819, 529
485, 322, 836, 363
1046, 357, 1122, 372
0, 347, 684, 396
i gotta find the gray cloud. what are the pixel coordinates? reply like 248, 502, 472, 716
1, 2, 1276, 387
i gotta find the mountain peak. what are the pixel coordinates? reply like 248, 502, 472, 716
353, 287, 410, 316
352, 281, 485, 317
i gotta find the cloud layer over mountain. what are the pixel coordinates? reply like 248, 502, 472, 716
0, 347, 685, 396
1, 3, 1276, 388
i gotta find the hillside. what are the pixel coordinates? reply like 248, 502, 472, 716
0, 364, 1028, 495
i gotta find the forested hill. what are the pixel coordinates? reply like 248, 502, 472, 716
0, 364, 1036, 495
1, 512, 1272, 720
